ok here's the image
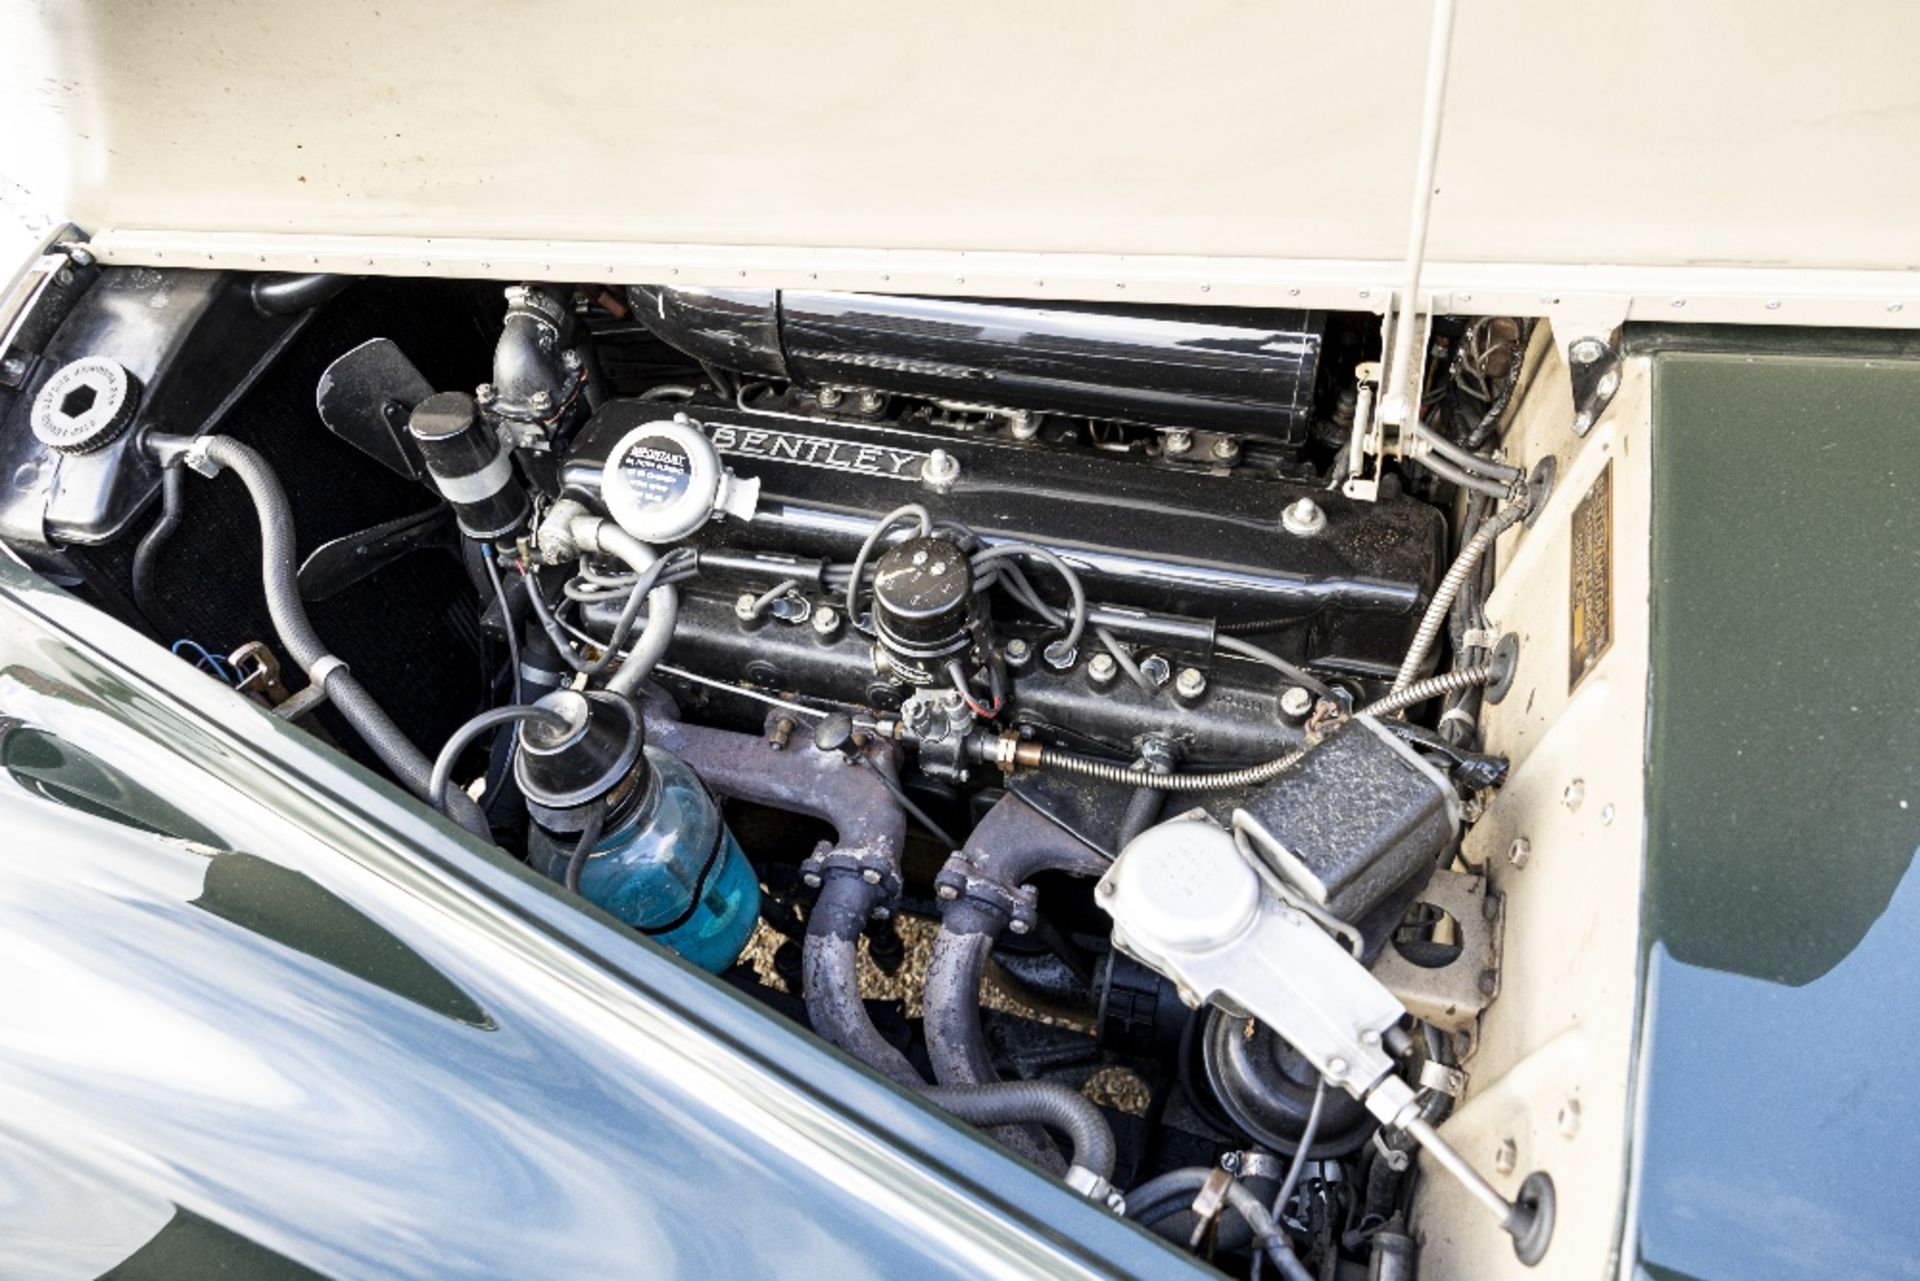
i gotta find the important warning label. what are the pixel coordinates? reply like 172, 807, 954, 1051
617, 435, 694, 511
1569, 459, 1613, 690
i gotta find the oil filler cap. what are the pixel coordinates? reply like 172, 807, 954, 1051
30, 356, 140, 454
600, 413, 759, 544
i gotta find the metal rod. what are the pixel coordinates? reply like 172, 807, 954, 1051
1404, 1114, 1519, 1232
1379, 0, 1458, 427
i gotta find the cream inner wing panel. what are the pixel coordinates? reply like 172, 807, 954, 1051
1410, 347, 1650, 1279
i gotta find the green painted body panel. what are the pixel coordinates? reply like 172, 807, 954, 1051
1636, 338, 1920, 1280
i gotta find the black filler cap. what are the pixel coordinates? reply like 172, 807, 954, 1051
513, 690, 642, 828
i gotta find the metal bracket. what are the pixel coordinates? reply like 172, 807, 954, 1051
1544, 301, 1628, 438
1564, 333, 1623, 437
227, 641, 291, 707
1371, 866, 1502, 1043
1343, 310, 1435, 504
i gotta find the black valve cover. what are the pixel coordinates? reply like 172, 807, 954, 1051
561, 397, 1443, 678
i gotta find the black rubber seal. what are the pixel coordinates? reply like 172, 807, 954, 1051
1510, 1169, 1556, 1266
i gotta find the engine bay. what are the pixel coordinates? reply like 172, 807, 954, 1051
2, 266, 1577, 1277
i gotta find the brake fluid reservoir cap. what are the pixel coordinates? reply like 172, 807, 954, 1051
1104, 819, 1262, 952
601, 414, 759, 544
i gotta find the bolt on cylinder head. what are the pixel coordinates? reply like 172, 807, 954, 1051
1278, 685, 1315, 721
1282, 496, 1327, 536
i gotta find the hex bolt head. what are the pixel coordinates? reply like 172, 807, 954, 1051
475, 383, 496, 405
1096, 879, 1116, 897
1163, 429, 1193, 455
802, 872, 823, 889
1140, 654, 1173, 688
528, 389, 553, 412
1043, 639, 1078, 671
561, 348, 583, 370
1278, 685, 1315, 721
1003, 636, 1032, 668
860, 868, 882, 885
870, 905, 892, 921
922, 448, 962, 488
734, 592, 760, 622
1507, 837, 1533, 868
1087, 652, 1119, 686
1596, 369, 1621, 399
1008, 411, 1040, 440
1007, 917, 1031, 935
1282, 496, 1328, 537
1211, 437, 1239, 460
811, 605, 842, 637
1174, 667, 1208, 700
937, 883, 961, 901
818, 386, 845, 408
1326, 1056, 1349, 1079
856, 390, 884, 413
1570, 337, 1606, 365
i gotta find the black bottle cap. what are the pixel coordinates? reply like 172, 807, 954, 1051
513, 690, 642, 825
408, 390, 479, 441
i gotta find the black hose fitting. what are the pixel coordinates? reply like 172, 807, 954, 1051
251, 273, 351, 315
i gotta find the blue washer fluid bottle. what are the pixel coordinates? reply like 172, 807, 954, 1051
515, 689, 759, 973
542, 744, 760, 973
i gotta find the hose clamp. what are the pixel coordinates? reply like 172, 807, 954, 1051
307, 653, 351, 686
1220, 1149, 1287, 1181
1065, 1165, 1127, 1215
181, 435, 224, 479
1419, 1060, 1468, 1097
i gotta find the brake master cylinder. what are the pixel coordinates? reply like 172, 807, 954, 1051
514, 690, 760, 972
1096, 720, 1556, 1265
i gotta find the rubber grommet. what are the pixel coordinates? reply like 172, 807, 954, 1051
1509, 1169, 1556, 1266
